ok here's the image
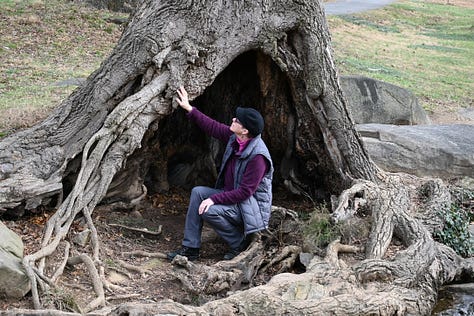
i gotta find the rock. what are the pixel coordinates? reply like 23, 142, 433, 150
357, 124, 474, 179
443, 283, 474, 294
436, 285, 474, 316
108, 16, 129, 25
108, 271, 128, 284
0, 221, 23, 258
340, 75, 431, 125
83, 0, 139, 13
0, 221, 31, 298
452, 177, 474, 190
299, 252, 314, 269
73, 229, 91, 247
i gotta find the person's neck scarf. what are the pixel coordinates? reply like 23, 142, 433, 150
236, 137, 251, 154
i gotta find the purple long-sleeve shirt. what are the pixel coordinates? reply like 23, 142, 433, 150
187, 108, 268, 205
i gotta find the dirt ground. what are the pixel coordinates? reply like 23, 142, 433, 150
1, 187, 312, 312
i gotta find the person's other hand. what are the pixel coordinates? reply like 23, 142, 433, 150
199, 198, 214, 215
176, 86, 192, 112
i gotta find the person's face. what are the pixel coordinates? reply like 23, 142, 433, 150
230, 117, 248, 137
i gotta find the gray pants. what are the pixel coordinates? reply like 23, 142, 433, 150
182, 186, 244, 249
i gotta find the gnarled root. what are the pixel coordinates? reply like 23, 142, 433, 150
171, 239, 266, 295
21, 73, 171, 311
67, 254, 105, 313
169, 206, 306, 295
111, 175, 472, 315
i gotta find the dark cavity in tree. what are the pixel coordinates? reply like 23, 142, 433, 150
146, 50, 325, 199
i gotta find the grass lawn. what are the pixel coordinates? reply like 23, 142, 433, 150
0, 0, 125, 133
327, 0, 474, 114
0, 0, 472, 135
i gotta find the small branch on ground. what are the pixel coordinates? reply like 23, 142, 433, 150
109, 223, 162, 236
122, 250, 167, 259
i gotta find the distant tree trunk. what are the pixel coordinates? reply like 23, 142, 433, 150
0, 0, 471, 314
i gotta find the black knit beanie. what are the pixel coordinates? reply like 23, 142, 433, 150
236, 107, 264, 136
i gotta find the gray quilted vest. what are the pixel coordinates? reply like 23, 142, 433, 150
216, 134, 274, 235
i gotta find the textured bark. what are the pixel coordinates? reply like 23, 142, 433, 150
0, 0, 471, 315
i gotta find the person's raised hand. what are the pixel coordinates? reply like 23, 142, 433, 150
176, 86, 192, 112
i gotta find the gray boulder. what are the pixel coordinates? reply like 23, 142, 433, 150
0, 221, 31, 298
357, 124, 474, 179
341, 75, 431, 125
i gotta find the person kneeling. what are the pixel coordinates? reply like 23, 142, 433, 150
167, 87, 273, 261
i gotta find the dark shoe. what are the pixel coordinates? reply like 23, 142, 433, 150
223, 239, 249, 260
223, 249, 241, 260
167, 246, 200, 261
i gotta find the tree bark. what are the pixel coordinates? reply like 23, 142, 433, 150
0, 0, 471, 314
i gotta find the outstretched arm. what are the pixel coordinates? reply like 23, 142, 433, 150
176, 86, 232, 142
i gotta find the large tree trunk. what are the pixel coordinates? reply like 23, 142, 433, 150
0, 0, 471, 314
0, 0, 378, 217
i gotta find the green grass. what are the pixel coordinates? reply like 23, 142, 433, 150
0, 0, 125, 133
338, 15, 401, 33
0, 0, 472, 134
328, 0, 474, 110
304, 204, 340, 248
408, 44, 465, 53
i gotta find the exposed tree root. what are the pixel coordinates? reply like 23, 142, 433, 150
170, 238, 267, 295
1, 310, 83, 316
107, 174, 473, 315
107, 293, 142, 302
9, 162, 471, 316
116, 259, 151, 275
21, 73, 171, 311
3, 0, 470, 312
324, 239, 362, 268
168, 206, 307, 296
259, 245, 301, 274
67, 254, 105, 313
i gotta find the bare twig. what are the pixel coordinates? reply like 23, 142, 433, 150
109, 223, 162, 236
122, 250, 167, 259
